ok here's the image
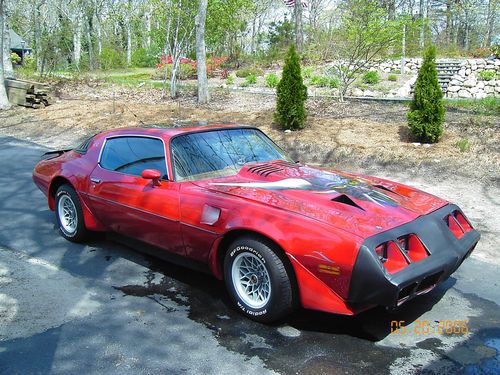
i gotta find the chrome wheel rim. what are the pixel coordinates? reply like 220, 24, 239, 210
231, 252, 271, 309
58, 195, 77, 235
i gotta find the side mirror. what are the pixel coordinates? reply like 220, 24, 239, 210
141, 169, 162, 186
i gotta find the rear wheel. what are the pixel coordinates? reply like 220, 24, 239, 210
224, 236, 294, 323
55, 184, 88, 242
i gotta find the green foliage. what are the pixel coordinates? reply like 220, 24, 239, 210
444, 97, 500, 115
492, 44, 500, 58
245, 74, 257, 84
274, 45, 308, 130
10, 52, 21, 64
153, 64, 197, 80
235, 67, 263, 78
265, 73, 279, 88
477, 71, 497, 81
99, 48, 126, 70
131, 48, 158, 68
407, 44, 445, 143
239, 81, 250, 87
310, 75, 339, 88
388, 74, 398, 81
302, 66, 314, 79
226, 75, 234, 85
362, 71, 380, 84
471, 47, 491, 58
456, 138, 470, 152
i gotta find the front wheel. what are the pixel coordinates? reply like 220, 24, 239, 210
55, 184, 88, 242
224, 236, 294, 323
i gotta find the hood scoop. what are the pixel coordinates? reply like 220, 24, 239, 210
247, 161, 299, 177
374, 184, 402, 196
331, 194, 365, 211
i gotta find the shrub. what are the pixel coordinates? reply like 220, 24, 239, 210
10, 52, 21, 64
226, 75, 234, 85
492, 44, 500, 58
265, 73, 279, 88
220, 68, 230, 79
478, 71, 496, 81
246, 74, 257, 85
274, 45, 307, 130
362, 71, 380, 84
310, 75, 329, 87
239, 81, 250, 87
235, 67, 264, 78
99, 48, 126, 70
388, 74, 398, 82
131, 48, 158, 68
310, 75, 339, 88
471, 47, 491, 58
407, 44, 445, 144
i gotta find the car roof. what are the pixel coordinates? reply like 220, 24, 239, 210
97, 122, 255, 141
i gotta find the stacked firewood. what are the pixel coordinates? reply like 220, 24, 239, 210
5, 79, 55, 109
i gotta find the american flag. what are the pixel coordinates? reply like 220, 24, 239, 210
283, 0, 307, 7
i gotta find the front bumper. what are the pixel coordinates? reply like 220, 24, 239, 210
347, 204, 480, 309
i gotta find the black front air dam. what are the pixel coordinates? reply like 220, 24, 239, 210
347, 204, 480, 309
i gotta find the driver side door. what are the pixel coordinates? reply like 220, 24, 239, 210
86, 135, 184, 256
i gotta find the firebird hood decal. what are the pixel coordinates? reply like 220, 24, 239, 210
196, 162, 447, 237
210, 174, 399, 207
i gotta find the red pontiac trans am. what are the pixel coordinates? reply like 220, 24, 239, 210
33, 124, 480, 322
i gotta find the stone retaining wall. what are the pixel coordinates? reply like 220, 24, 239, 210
373, 58, 499, 98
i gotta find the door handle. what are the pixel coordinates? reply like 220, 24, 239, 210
90, 177, 101, 184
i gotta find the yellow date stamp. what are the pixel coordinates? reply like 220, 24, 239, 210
390, 320, 469, 335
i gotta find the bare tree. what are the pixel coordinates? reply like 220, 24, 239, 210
3, 14, 13, 78
195, 0, 209, 104
0, 0, 11, 110
295, 0, 303, 52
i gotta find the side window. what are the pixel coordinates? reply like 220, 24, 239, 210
100, 137, 168, 179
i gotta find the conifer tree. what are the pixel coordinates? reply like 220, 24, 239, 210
274, 45, 307, 130
407, 44, 445, 143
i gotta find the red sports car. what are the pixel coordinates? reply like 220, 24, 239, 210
33, 124, 480, 322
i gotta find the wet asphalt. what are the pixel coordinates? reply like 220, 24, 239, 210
0, 135, 499, 375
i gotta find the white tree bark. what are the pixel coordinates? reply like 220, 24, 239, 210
146, 3, 152, 48
73, 13, 82, 67
126, 0, 132, 66
3, 17, 14, 78
0, 0, 11, 110
294, 0, 303, 53
195, 0, 209, 104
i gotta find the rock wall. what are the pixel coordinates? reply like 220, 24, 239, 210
374, 58, 499, 98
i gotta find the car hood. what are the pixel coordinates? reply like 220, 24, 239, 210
193, 161, 448, 238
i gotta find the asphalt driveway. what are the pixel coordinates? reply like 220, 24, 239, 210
0, 136, 498, 375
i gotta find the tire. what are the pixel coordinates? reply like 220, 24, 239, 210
55, 184, 88, 242
224, 236, 294, 323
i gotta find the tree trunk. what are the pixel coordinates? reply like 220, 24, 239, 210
126, 0, 132, 66
73, 14, 82, 67
87, 17, 94, 70
196, 0, 209, 104
419, 0, 425, 49
294, 0, 303, 53
0, 0, 11, 110
3, 17, 13, 79
127, 22, 132, 65
34, 2, 42, 73
170, 58, 179, 99
485, 0, 496, 46
146, 4, 152, 48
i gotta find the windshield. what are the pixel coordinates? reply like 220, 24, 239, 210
170, 128, 292, 181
